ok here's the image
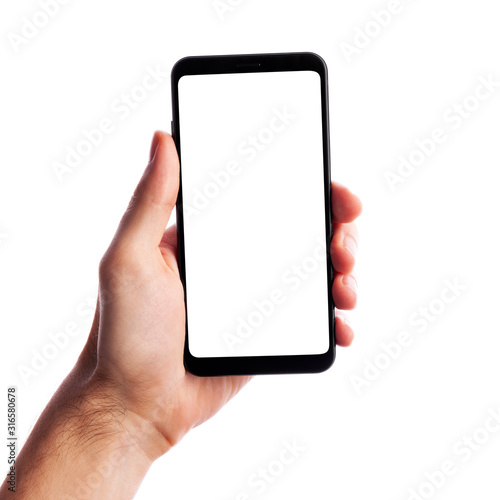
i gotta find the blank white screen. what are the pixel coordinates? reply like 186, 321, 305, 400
178, 70, 330, 357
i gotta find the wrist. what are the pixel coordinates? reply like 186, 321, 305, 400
82, 369, 172, 464
2, 367, 170, 499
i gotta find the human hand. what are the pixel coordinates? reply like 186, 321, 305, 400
1, 130, 361, 499
79, 131, 362, 459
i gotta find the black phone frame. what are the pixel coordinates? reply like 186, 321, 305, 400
171, 52, 335, 376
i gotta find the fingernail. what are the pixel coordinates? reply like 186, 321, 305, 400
342, 274, 357, 292
149, 132, 160, 162
343, 234, 357, 257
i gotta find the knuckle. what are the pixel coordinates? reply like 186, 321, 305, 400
98, 243, 148, 292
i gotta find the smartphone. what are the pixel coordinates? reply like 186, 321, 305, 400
171, 52, 334, 376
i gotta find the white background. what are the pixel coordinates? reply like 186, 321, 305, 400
1, 1, 500, 499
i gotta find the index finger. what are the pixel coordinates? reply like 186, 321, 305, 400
331, 182, 362, 223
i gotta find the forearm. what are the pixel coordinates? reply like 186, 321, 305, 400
1, 368, 169, 500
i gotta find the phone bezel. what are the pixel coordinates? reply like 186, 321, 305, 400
171, 52, 335, 376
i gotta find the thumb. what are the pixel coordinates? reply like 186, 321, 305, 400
116, 131, 179, 250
